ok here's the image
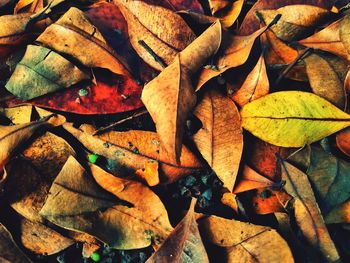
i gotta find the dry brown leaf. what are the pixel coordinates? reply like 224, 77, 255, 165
199, 216, 294, 263
281, 162, 340, 262
115, 0, 196, 70
142, 56, 195, 164
324, 200, 350, 224
141, 21, 223, 164
5, 132, 75, 222
20, 218, 74, 255
37, 7, 130, 75
147, 200, 209, 263
68, 232, 100, 258
0, 223, 32, 263
209, 0, 244, 28
233, 165, 274, 194
304, 53, 346, 109
299, 19, 349, 61
0, 13, 45, 57
14, 0, 44, 13
40, 156, 173, 249
336, 127, 350, 157
192, 88, 243, 191
64, 123, 202, 183
261, 29, 299, 65
258, 5, 330, 42
231, 52, 269, 107
0, 116, 57, 188
196, 26, 268, 90
135, 160, 160, 186
0, 105, 33, 124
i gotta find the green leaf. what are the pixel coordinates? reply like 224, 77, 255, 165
241, 91, 350, 147
289, 145, 350, 214
5, 45, 88, 100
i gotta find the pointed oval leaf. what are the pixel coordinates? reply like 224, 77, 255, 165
241, 91, 350, 147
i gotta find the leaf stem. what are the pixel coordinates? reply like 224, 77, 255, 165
138, 40, 167, 69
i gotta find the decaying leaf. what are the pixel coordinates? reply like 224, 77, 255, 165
147, 200, 209, 263
241, 91, 350, 147
209, 0, 244, 28
40, 156, 173, 249
199, 215, 294, 263
324, 200, 350, 224
20, 218, 74, 255
64, 123, 202, 183
299, 16, 350, 61
6, 45, 88, 100
14, 0, 44, 13
193, 88, 243, 191
233, 165, 274, 194
281, 161, 340, 262
231, 52, 269, 107
336, 127, 350, 157
257, 5, 330, 42
0, 223, 32, 263
37, 7, 130, 76
115, 0, 196, 70
304, 53, 346, 109
0, 115, 58, 187
141, 21, 222, 163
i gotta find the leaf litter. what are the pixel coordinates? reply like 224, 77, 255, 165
1, 0, 350, 262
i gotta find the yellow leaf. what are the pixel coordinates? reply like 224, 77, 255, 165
241, 91, 350, 147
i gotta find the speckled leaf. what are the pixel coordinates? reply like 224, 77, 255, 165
6, 45, 88, 100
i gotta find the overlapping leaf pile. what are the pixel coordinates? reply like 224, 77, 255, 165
1, 0, 350, 262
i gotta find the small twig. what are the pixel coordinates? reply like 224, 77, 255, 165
92, 108, 149, 135
275, 47, 313, 86
138, 40, 167, 69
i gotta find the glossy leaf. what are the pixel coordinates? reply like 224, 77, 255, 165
241, 91, 350, 147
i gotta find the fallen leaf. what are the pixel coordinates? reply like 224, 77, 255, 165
261, 29, 299, 65
281, 161, 340, 262
64, 124, 202, 183
336, 127, 350, 157
239, 0, 335, 35
196, 25, 269, 89
0, 13, 45, 57
14, 0, 44, 13
231, 52, 269, 107
248, 188, 290, 214
37, 7, 130, 76
209, 0, 244, 28
199, 215, 294, 262
147, 200, 209, 263
0, 105, 33, 124
0, 115, 58, 185
324, 200, 350, 224
192, 88, 243, 191
233, 165, 274, 194
114, 0, 196, 70
241, 91, 350, 147
304, 53, 346, 109
142, 56, 195, 164
135, 160, 160, 187
0, 223, 32, 263
40, 156, 173, 249
20, 218, 74, 255
5, 45, 89, 100
257, 5, 330, 42
299, 18, 349, 61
